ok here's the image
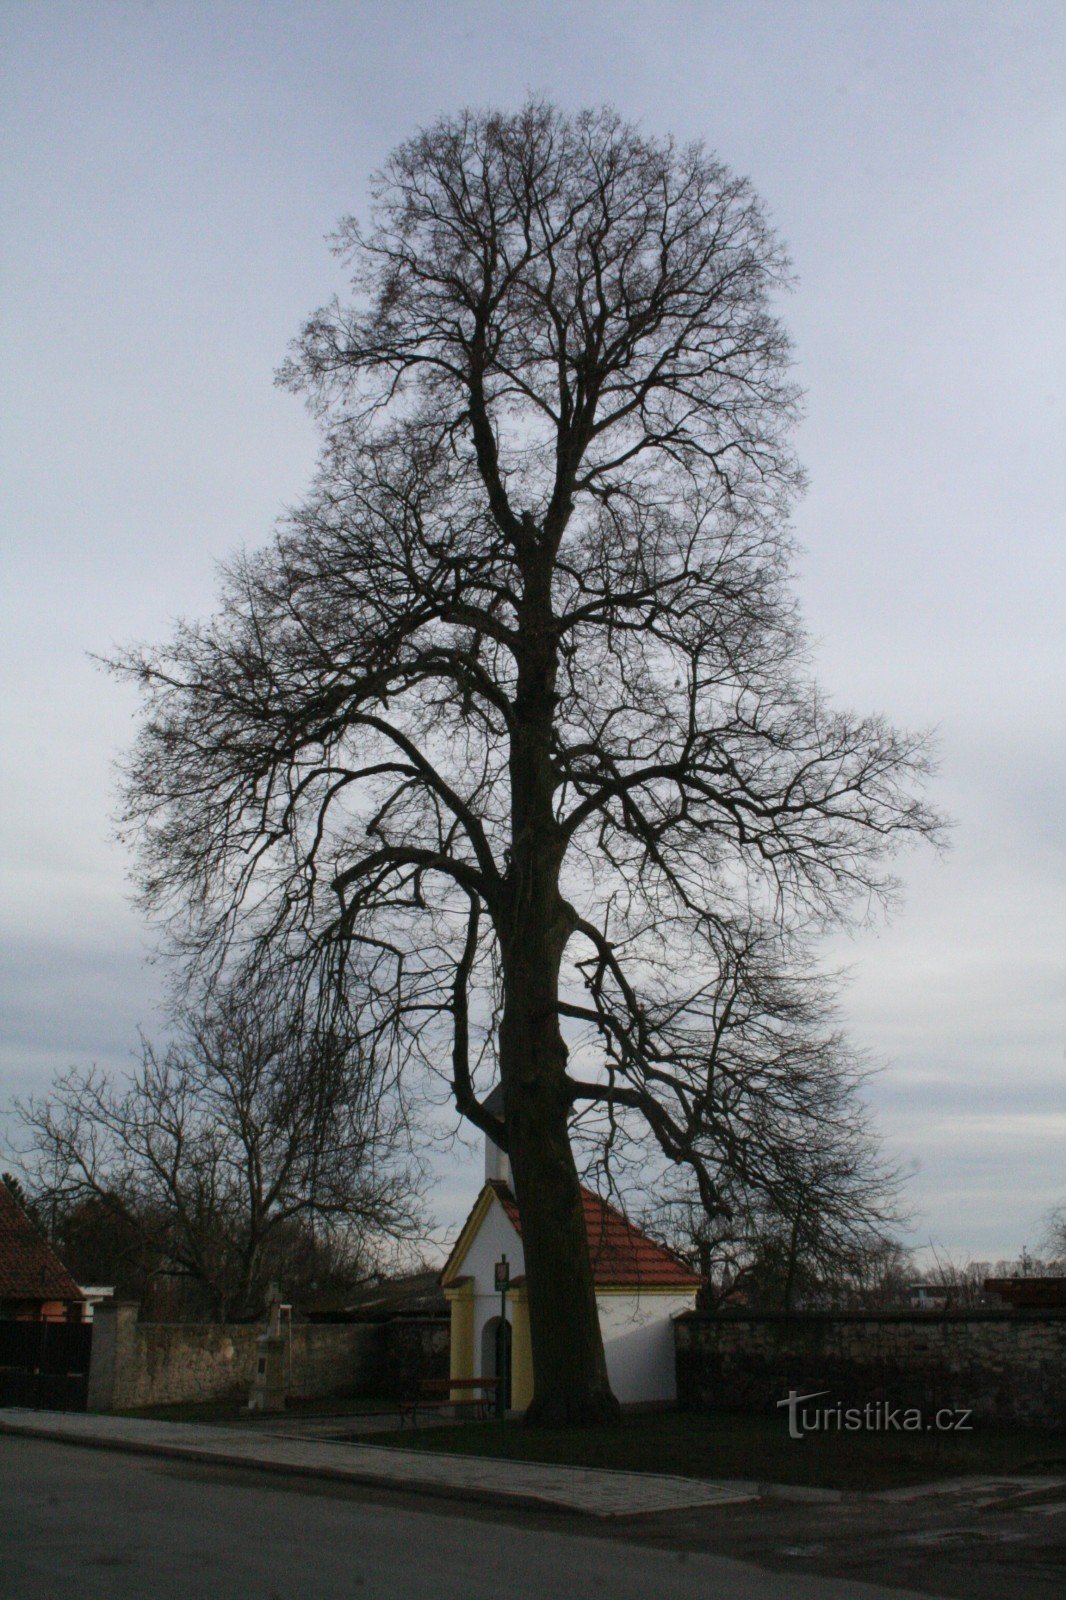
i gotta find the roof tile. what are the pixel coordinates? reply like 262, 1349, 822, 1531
0, 1180, 84, 1303
487, 1180, 700, 1289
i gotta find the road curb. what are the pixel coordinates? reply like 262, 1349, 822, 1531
0, 1416, 758, 1519
8, 1416, 1050, 1516
0, 1416, 595, 1517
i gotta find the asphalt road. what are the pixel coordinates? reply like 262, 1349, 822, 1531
0, 1435, 937, 1600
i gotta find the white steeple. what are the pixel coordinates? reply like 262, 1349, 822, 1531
482, 1083, 511, 1186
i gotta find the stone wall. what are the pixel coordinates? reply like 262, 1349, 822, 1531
674, 1308, 1066, 1428
88, 1303, 386, 1411
381, 1316, 450, 1401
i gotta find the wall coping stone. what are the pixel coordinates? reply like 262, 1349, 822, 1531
677, 1307, 1066, 1325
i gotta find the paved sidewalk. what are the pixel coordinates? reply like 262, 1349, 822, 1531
0, 1408, 757, 1518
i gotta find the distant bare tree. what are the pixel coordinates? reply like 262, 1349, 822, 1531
918, 1252, 995, 1309
1038, 1203, 1066, 1267
14, 979, 423, 1319
112, 102, 942, 1417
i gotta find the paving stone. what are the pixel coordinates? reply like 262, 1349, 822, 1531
0, 1409, 756, 1517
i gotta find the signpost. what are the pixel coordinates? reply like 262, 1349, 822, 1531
494, 1254, 509, 1417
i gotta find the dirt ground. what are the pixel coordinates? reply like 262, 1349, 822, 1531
618, 1477, 1066, 1600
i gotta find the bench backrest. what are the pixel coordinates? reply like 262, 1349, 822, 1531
420, 1376, 497, 1395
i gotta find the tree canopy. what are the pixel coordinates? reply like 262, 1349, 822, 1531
114, 102, 941, 1418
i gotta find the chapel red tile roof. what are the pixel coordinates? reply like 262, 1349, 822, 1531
488, 1180, 701, 1289
0, 1180, 84, 1303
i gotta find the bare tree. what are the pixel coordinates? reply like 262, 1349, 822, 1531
112, 103, 942, 1418
639, 1026, 912, 1314
14, 979, 423, 1319
685, 1211, 913, 1314
920, 1249, 1000, 1309
1038, 1203, 1066, 1267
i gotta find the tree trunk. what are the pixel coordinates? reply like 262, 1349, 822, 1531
500, 965, 619, 1425
782, 1210, 802, 1314
498, 558, 619, 1425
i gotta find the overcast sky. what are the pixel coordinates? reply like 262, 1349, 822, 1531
2, 0, 1063, 1264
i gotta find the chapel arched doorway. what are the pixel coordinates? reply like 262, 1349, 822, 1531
480, 1315, 511, 1409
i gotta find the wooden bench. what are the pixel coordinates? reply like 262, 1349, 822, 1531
399, 1376, 499, 1426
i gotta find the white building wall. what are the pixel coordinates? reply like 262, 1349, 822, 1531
461, 1194, 524, 1374
461, 1194, 524, 1288
596, 1291, 697, 1404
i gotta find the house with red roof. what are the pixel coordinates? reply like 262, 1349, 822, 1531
440, 1105, 700, 1409
0, 1179, 87, 1323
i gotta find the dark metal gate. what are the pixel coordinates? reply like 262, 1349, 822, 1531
0, 1320, 92, 1410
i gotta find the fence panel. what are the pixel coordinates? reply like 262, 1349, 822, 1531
0, 1320, 92, 1410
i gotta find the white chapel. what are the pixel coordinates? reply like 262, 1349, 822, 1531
439, 1097, 701, 1410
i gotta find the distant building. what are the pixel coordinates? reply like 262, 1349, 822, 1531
906, 1282, 949, 1311
0, 1179, 87, 1322
303, 1271, 447, 1323
77, 1285, 115, 1322
985, 1277, 1066, 1309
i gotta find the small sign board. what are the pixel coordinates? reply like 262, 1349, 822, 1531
494, 1255, 510, 1292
